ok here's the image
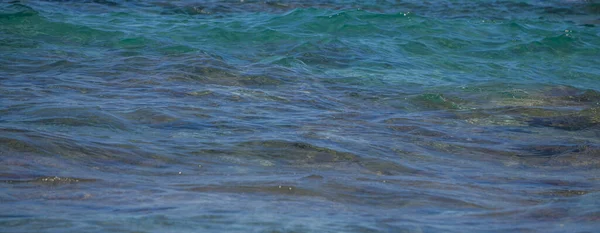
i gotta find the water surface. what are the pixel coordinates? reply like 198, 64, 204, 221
1, 0, 599, 232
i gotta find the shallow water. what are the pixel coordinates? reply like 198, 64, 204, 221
1, 0, 599, 232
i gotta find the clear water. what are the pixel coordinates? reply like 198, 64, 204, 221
1, 0, 599, 232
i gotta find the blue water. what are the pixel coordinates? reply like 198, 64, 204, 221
1, 0, 599, 232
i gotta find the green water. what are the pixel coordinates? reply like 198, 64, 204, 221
1, 1, 599, 232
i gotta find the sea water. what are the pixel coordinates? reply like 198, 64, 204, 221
1, 0, 599, 232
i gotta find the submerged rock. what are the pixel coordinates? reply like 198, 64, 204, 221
515, 144, 600, 168
2, 176, 98, 185
236, 140, 360, 165
528, 107, 600, 131
528, 115, 598, 131
409, 93, 464, 110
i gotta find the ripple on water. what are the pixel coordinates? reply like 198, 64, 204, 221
2, 0, 600, 232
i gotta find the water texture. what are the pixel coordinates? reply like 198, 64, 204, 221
1, 0, 599, 232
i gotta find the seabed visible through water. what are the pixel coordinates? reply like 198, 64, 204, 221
1, 0, 599, 232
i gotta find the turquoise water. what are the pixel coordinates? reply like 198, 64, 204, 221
1, 0, 599, 232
